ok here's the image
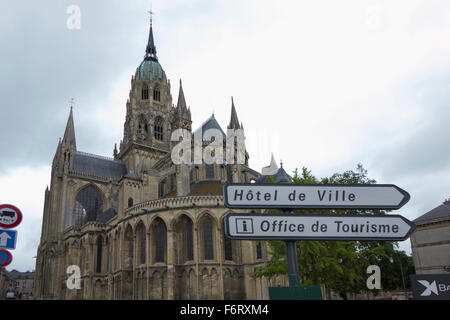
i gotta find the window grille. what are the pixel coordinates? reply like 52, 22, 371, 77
154, 219, 166, 263
142, 84, 149, 100
73, 185, 103, 226
154, 117, 164, 141
203, 217, 214, 260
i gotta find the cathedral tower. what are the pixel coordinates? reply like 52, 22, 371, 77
118, 19, 174, 176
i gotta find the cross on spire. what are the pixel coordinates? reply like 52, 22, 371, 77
145, 6, 158, 61
148, 9, 154, 26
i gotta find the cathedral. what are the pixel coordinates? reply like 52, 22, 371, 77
34, 18, 269, 300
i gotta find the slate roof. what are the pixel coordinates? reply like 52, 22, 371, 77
72, 151, 127, 179
256, 167, 291, 184
122, 171, 141, 181
193, 114, 226, 140
96, 208, 117, 223
414, 201, 450, 224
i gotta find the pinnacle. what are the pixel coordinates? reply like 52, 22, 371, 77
177, 79, 187, 111
62, 108, 76, 150
228, 96, 241, 129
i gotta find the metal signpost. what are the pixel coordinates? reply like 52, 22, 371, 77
0, 204, 22, 268
223, 182, 414, 294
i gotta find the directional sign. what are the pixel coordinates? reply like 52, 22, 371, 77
223, 183, 410, 210
0, 249, 13, 267
0, 204, 22, 229
224, 213, 416, 241
0, 229, 17, 250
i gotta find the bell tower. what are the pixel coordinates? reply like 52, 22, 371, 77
118, 12, 174, 176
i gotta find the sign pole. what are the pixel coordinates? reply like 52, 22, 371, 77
283, 210, 300, 287
285, 239, 300, 287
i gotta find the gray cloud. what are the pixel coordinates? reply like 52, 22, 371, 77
374, 69, 450, 179
0, 1, 148, 173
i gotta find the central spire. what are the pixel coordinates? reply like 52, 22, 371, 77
145, 9, 158, 61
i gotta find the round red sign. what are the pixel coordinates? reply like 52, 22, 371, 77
0, 249, 13, 267
0, 204, 22, 229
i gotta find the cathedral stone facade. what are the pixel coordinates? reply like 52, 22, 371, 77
34, 21, 269, 300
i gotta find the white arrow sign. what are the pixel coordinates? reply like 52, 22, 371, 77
224, 183, 410, 210
0, 229, 17, 249
224, 213, 416, 241
0, 232, 11, 247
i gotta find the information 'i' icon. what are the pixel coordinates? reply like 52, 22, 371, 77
236, 218, 253, 234
242, 220, 248, 232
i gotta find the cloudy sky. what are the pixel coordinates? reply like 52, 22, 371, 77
1, 0, 449, 272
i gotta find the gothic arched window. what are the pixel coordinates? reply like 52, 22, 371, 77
224, 229, 233, 261
153, 86, 161, 102
205, 164, 214, 179
96, 236, 103, 273
256, 241, 263, 260
107, 238, 112, 273
136, 223, 146, 265
142, 83, 149, 100
154, 117, 164, 141
73, 185, 103, 227
153, 218, 166, 263
202, 215, 214, 260
158, 179, 166, 199
124, 225, 133, 269
180, 215, 194, 262
128, 197, 133, 208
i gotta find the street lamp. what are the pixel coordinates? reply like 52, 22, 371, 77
390, 256, 408, 300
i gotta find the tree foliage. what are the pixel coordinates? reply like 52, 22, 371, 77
254, 164, 414, 297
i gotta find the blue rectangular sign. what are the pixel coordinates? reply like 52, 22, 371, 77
0, 229, 17, 250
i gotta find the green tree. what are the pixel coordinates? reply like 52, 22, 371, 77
254, 164, 413, 298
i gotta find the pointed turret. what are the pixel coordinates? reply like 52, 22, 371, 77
228, 97, 241, 129
177, 79, 187, 111
113, 143, 118, 159
274, 160, 290, 183
62, 107, 77, 149
171, 79, 192, 132
144, 17, 158, 61
62, 107, 76, 150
